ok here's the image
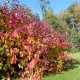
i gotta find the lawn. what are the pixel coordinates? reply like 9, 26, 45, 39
42, 52, 80, 80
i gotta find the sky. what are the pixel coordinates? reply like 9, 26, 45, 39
11, 0, 79, 19
19, 0, 78, 19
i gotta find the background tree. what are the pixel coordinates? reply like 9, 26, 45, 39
44, 9, 71, 34
70, 27, 80, 52
74, 3, 80, 27
43, 8, 59, 30
38, 0, 50, 16
57, 10, 72, 34
67, 2, 77, 13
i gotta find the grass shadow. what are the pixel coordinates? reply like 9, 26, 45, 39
43, 59, 80, 77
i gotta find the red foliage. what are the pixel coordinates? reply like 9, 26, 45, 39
0, 3, 72, 80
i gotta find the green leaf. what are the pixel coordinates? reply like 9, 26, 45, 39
0, 26, 3, 30
0, 47, 3, 52
0, 63, 3, 70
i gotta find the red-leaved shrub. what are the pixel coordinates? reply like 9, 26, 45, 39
0, 2, 73, 80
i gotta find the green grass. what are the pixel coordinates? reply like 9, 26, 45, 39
67, 52, 80, 61
43, 52, 80, 80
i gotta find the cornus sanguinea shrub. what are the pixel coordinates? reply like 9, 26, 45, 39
0, 3, 73, 80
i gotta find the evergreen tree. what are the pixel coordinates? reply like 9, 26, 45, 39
70, 27, 80, 52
